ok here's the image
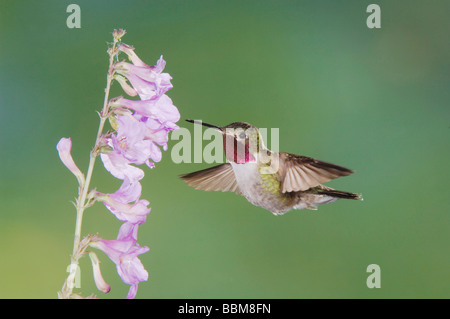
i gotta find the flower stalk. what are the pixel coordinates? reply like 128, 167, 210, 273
59, 38, 119, 298
57, 29, 178, 299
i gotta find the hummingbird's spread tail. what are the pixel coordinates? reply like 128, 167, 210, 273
314, 187, 363, 201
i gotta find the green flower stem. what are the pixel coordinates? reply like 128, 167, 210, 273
59, 38, 119, 299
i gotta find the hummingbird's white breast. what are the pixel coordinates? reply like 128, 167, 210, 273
230, 161, 287, 214
230, 161, 260, 192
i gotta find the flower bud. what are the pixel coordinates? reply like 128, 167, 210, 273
112, 29, 126, 41
89, 252, 111, 294
108, 115, 120, 131
56, 138, 85, 186
117, 44, 146, 67
114, 74, 137, 97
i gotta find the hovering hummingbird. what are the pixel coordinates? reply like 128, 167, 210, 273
180, 120, 363, 215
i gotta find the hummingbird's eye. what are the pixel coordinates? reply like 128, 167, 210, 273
238, 132, 247, 139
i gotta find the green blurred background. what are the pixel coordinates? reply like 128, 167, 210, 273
0, 0, 449, 299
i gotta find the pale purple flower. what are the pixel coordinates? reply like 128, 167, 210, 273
98, 176, 149, 225
89, 252, 111, 294
139, 115, 178, 167
101, 115, 169, 170
112, 115, 153, 165
110, 95, 180, 128
56, 138, 84, 185
58, 32, 179, 300
121, 71, 159, 100
117, 44, 147, 67
115, 45, 172, 100
97, 193, 150, 225
90, 222, 149, 299
103, 44, 180, 171
138, 116, 176, 151
115, 64, 172, 100
118, 44, 168, 77
110, 177, 142, 204
100, 145, 145, 181
147, 118, 174, 141
115, 74, 138, 97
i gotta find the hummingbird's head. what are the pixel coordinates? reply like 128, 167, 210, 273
186, 120, 265, 164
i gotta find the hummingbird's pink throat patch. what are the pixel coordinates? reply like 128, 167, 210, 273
223, 135, 256, 164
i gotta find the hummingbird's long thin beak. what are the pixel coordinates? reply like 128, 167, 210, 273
186, 119, 222, 131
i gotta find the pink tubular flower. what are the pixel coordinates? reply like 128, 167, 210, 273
115, 45, 172, 100
97, 193, 150, 225
111, 115, 153, 165
115, 74, 138, 97
100, 114, 169, 171
107, 94, 179, 168
100, 146, 145, 181
97, 177, 149, 225
110, 177, 142, 204
117, 44, 147, 67
89, 252, 111, 294
56, 138, 84, 185
90, 222, 149, 299
115, 63, 172, 100
120, 71, 158, 100
58, 32, 180, 300
110, 95, 180, 128
138, 116, 176, 149
118, 44, 169, 78
103, 44, 180, 172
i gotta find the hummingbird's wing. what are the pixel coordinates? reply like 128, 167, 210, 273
279, 152, 354, 193
179, 163, 242, 194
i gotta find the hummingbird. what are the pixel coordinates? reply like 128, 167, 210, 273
180, 120, 363, 215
